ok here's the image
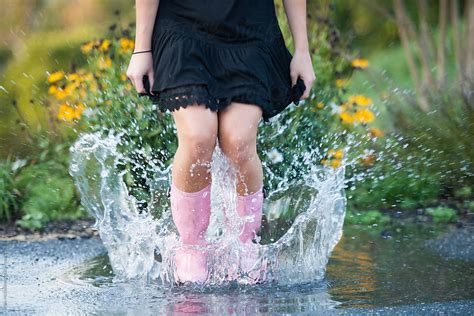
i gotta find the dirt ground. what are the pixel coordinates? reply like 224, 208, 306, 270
0, 219, 99, 241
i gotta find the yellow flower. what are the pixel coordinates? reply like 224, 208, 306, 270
368, 127, 384, 138
74, 103, 85, 119
84, 72, 94, 82
360, 154, 376, 166
55, 88, 68, 100
48, 85, 58, 95
68, 72, 80, 83
354, 108, 375, 123
320, 158, 328, 166
119, 38, 135, 53
120, 73, 128, 81
311, 103, 322, 112
339, 101, 353, 112
339, 111, 355, 124
57, 104, 76, 121
331, 159, 341, 168
335, 79, 348, 88
328, 148, 344, 159
64, 83, 77, 94
349, 95, 373, 107
47, 71, 64, 83
334, 149, 344, 159
98, 56, 112, 69
99, 39, 111, 52
352, 58, 369, 69
80, 40, 98, 54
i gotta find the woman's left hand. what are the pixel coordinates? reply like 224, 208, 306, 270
290, 49, 316, 100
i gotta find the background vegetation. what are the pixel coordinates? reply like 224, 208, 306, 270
0, 0, 472, 230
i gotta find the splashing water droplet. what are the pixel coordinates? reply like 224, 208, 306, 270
69, 131, 346, 287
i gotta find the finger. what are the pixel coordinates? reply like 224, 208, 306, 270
300, 87, 307, 100
300, 77, 308, 100
301, 88, 310, 100
134, 76, 146, 94
129, 76, 137, 91
148, 70, 155, 95
126, 72, 134, 85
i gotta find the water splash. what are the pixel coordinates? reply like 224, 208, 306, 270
69, 130, 346, 287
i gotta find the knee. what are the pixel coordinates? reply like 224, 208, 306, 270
178, 129, 217, 160
219, 133, 258, 166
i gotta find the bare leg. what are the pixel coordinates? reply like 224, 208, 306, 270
217, 102, 263, 195
169, 103, 218, 284
171, 104, 218, 192
217, 102, 266, 283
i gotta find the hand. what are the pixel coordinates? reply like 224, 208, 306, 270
126, 52, 155, 95
289, 49, 316, 100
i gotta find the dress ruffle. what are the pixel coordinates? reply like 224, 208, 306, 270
147, 16, 306, 123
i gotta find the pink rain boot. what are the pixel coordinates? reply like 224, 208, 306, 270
235, 185, 267, 284
170, 180, 212, 284
236, 185, 264, 244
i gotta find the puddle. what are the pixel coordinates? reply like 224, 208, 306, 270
4, 223, 471, 314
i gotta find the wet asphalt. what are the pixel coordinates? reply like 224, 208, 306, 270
1, 226, 473, 315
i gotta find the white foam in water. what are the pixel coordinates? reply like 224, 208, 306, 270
69, 131, 346, 287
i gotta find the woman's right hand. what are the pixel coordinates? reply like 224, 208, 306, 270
126, 52, 155, 95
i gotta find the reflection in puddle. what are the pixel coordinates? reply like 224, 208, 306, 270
47, 224, 473, 313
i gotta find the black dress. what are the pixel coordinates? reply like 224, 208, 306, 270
146, 0, 306, 123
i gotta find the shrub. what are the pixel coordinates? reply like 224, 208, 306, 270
0, 158, 22, 223
13, 161, 84, 229
344, 209, 391, 226
425, 206, 458, 224
0, 137, 87, 228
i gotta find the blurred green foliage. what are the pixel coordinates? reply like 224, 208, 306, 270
0, 0, 471, 230
0, 139, 86, 229
0, 0, 133, 157
15, 161, 84, 229
425, 206, 458, 224
348, 158, 442, 211
332, 0, 452, 54
344, 209, 391, 226
0, 158, 20, 223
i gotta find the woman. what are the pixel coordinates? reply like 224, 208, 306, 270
127, 0, 315, 284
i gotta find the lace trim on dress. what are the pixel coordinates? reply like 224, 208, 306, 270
149, 79, 306, 123
150, 83, 273, 118
153, 84, 221, 111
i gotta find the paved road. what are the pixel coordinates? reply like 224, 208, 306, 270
1, 232, 473, 315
